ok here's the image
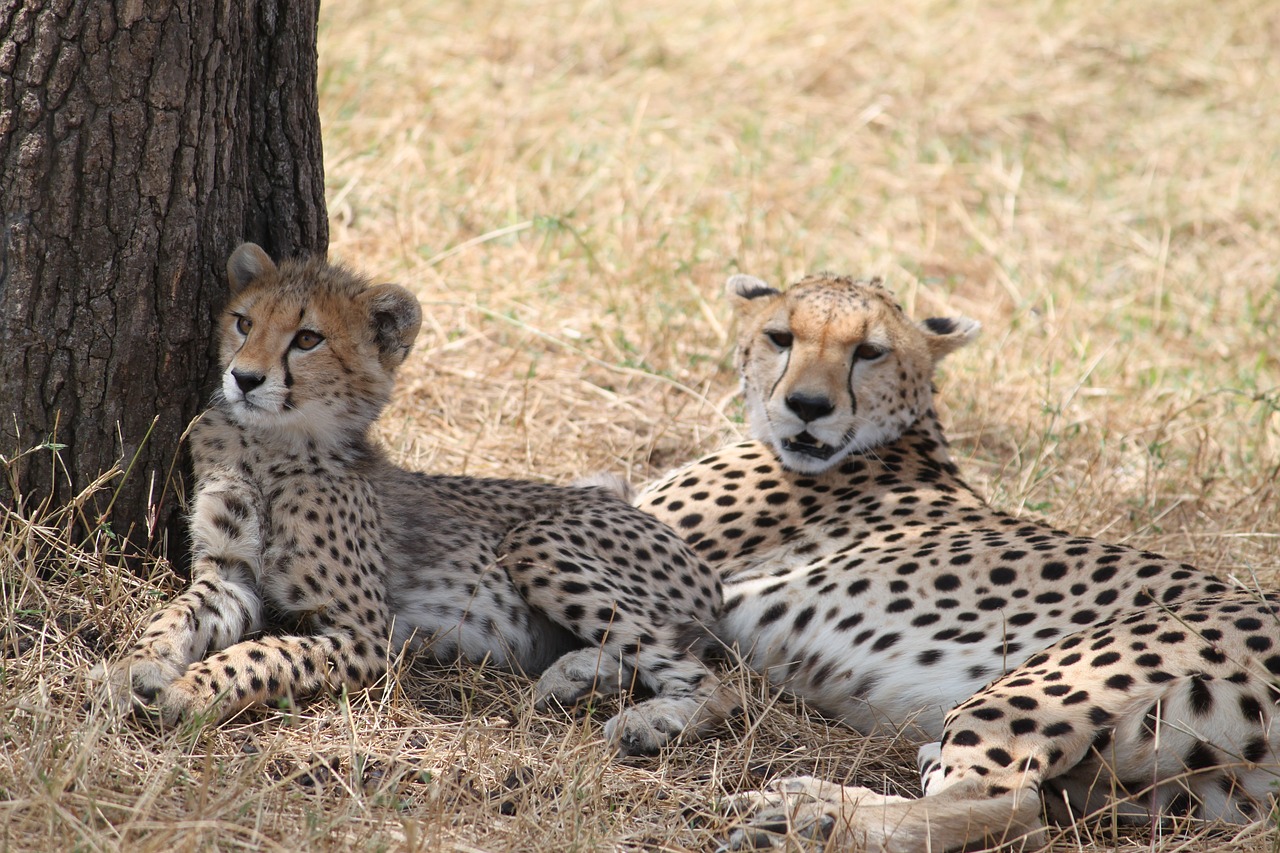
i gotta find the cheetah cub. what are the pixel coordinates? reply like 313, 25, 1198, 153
93, 243, 733, 754
637, 274, 1280, 848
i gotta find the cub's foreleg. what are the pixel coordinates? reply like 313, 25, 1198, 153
94, 469, 264, 712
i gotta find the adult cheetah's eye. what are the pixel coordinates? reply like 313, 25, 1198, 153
292, 330, 325, 351
855, 343, 887, 361
766, 330, 794, 349
234, 314, 252, 335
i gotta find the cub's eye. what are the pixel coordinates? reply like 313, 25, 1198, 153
855, 343, 887, 361
292, 330, 325, 351
234, 314, 252, 335
766, 330, 794, 349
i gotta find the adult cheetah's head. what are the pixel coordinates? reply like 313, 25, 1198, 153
215, 243, 423, 440
726, 273, 978, 473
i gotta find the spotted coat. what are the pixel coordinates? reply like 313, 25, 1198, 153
636, 274, 1280, 846
92, 243, 734, 754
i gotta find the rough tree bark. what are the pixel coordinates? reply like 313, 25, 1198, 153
0, 1, 327, 555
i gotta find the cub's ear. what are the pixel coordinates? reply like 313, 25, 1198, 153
725, 274, 780, 311
227, 243, 277, 295
919, 315, 980, 361
363, 283, 422, 368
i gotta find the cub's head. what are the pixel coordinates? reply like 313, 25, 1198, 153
217, 243, 422, 440
726, 273, 978, 473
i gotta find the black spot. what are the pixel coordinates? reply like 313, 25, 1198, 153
1104, 673, 1134, 691
758, 602, 788, 626
1040, 561, 1068, 581
1200, 646, 1227, 665
934, 574, 961, 592
1042, 721, 1073, 737
989, 567, 1016, 585
1247, 635, 1273, 652
836, 613, 864, 631
1184, 741, 1218, 771
1070, 609, 1098, 625
984, 747, 1013, 767
871, 633, 901, 652
1010, 718, 1038, 736
1189, 675, 1215, 715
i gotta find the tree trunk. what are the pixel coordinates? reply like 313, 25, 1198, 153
0, 0, 327, 557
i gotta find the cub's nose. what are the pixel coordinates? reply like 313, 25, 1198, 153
785, 393, 834, 423
232, 369, 266, 393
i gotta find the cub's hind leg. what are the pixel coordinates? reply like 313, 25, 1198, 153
501, 496, 735, 754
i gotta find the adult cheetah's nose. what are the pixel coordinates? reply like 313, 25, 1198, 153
785, 392, 834, 422
232, 369, 266, 393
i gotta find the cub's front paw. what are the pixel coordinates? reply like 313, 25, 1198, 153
88, 654, 185, 718
603, 697, 695, 756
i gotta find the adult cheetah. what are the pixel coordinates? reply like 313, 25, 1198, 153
92, 243, 734, 755
636, 273, 1280, 848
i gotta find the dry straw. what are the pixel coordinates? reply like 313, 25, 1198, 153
4, 0, 1279, 850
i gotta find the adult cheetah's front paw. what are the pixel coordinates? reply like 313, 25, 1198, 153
718, 777, 907, 851
534, 647, 627, 711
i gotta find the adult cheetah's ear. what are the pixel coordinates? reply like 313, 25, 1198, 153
362, 283, 423, 369
226, 243, 277, 296
725, 275, 780, 312
919, 315, 981, 361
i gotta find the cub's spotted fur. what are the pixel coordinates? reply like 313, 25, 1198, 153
636, 274, 1280, 848
93, 243, 733, 754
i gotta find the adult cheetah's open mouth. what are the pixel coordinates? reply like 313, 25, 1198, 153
781, 431, 840, 460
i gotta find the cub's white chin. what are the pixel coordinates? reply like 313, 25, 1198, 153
225, 398, 292, 427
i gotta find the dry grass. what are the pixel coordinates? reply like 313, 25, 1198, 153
4, 0, 1280, 849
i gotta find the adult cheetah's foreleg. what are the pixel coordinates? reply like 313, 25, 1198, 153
719, 776, 1044, 852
